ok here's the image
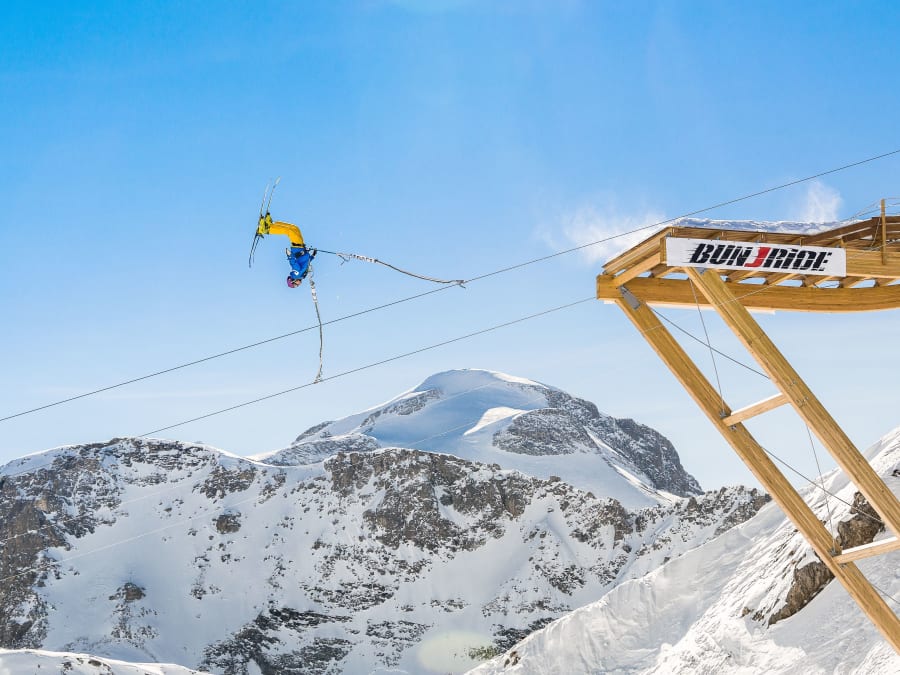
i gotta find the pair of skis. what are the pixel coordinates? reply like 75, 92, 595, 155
248, 177, 281, 269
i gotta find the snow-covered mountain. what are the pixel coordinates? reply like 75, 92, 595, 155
255, 369, 702, 508
471, 427, 900, 674
0, 370, 767, 674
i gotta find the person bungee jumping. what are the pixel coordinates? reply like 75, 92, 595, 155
249, 178, 460, 289
254, 213, 317, 288
248, 177, 463, 385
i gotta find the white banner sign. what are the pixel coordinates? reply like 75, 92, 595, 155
665, 237, 846, 277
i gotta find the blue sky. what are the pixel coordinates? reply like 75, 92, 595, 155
2, 0, 900, 491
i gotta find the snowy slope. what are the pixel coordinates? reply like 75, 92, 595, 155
254, 369, 702, 508
0, 649, 205, 674
469, 427, 900, 675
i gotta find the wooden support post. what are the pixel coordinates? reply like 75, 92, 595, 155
721, 393, 789, 426
833, 537, 900, 565
685, 267, 900, 539
613, 286, 900, 652
882, 199, 888, 265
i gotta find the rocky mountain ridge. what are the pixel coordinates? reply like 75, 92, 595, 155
0, 437, 764, 674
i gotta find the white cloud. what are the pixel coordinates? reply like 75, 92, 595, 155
547, 201, 667, 265
795, 180, 842, 223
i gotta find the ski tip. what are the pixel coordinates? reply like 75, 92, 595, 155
259, 183, 270, 217
264, 176, 281, 215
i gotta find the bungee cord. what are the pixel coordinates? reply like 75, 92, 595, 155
307, 271, 324, 384
316, 248, 466, 286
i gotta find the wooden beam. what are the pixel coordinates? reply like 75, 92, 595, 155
596, 274, 900, 313
803, 217, 893, 246
649, 263, 673, 277
685, 267, 900, 540
846, 249, 900, 279
765, 272, 802, 286
611, 289, 900, 652
725, 269, 764, 283
613, 252, 662, 286
722, 393, 790, 426
603, 234, 666, 276
833, 537, 900, 565
667, 228, 799, 245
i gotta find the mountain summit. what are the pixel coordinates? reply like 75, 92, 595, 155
257, 369, 702, 508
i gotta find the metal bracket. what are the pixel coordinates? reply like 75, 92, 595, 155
619, 285, 642, 309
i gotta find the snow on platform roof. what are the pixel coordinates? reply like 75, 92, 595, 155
672, 216, 839, 236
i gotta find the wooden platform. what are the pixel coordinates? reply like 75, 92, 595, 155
596, 212, 900, 653
597, 215, 900, 312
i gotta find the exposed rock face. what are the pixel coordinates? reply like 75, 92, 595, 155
766, 560, 833, 626
0, 447, 114, 648
270, 434, 379, 467
604, 417, 699, 497
837, 491, 883, 548
494, 409, 595, 456
767, 492, 884, 625
215, 512, 242, 534
328, 450, 530, 552
512, 387, 702, 496
0, 438, 766, 673
201, 607, 356, 675
110, 583, 146, 603
360, 389, 441, 428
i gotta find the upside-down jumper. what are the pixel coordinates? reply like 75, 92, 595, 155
255, 213, 317, 288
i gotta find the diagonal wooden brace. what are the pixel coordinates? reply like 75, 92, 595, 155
685, 267, 900, 540
613, 287, 900, 652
